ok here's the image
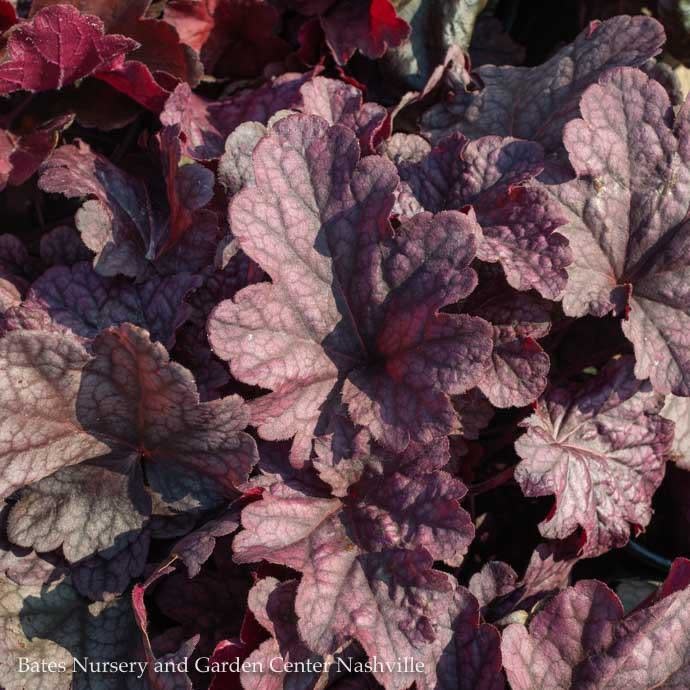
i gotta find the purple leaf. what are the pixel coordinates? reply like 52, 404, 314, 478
543, 67, 690, 396
395, 132, 570, 300
462, 275, 553, 407
501, 558, 690, 689
233, 450, 470, 689
420, 16, 665, 152
208, 114, 492, 461
298, 76, 388, 154
416, 584, 505, 690
38, 133, 218, 279
514, 356, 674, 556
161, 73, 314, 161
3, 262, 200, 348
39, 226, 93, 268
3, 324, 257, 562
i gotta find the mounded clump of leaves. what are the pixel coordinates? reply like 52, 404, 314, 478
0, 2, 690, 690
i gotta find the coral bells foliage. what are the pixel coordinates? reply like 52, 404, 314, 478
3, 3, 690, 690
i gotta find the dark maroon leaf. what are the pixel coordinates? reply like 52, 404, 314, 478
241, 577, 354, 690
30, 0, 202, 111
164, 0, 290, 79
469, 543, 575, 623
167, 509, 241, 577
0, 114, 73, 190
463, 282, 553, 408
281, 0, 409, 64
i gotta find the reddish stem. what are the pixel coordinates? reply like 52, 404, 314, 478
469, 465, 516, 496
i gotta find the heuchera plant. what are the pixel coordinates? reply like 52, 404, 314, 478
1, 2, 690, 689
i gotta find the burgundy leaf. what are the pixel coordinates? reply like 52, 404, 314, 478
0, 114, 73, 190
0, 5, 137, 95
514, 356, 674, 556
320, 0, 409, 64
167, 510, 241, 578
30, 0, 202, 111
164, 0, 290, 80
469, 544, 574, 623
241, 577, 353, 690
281, 0, 409, 64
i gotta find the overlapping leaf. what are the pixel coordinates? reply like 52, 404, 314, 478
382, 0, 488, 90
415, 585, 504, 690
3, 261, 199, 347
280, 0, 409, 64
30, 0, 202, 111
393, 132, 570, 300
164, 0, 290, 79
0, 5, 137, 95
233, 445, 470, 689
38, 129, 218, 279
